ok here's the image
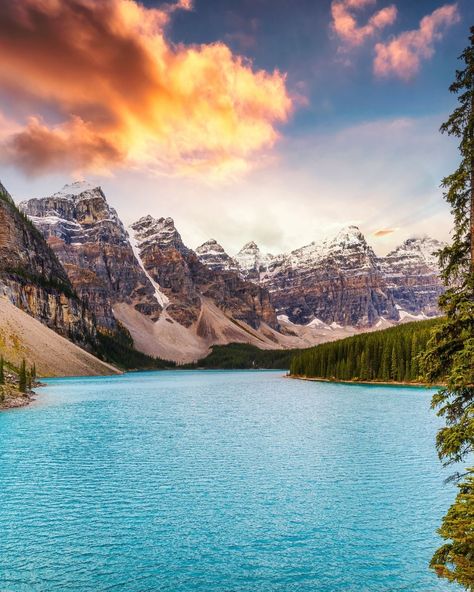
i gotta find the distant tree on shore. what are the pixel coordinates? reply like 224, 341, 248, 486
0, 356, 4, 385
422, 26, 474, 590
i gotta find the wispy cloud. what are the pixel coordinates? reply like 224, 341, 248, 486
331, 0, 397, 49
373, 228, 396, 237
374, 3, 460, 80
0, 0, 292, 179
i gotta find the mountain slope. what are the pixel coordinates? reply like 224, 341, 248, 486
130, 215, 278, 330
0, 180, 96, 345
0, 297, 119, 377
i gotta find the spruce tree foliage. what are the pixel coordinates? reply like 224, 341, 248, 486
430, 469, 474, 590
421, 27, 474, 590
0, 356, 4, 385
18, 359, 27, 393
289, 319, 439, 382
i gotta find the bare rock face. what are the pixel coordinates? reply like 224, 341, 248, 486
20, 182, 161, 332
0, 180, 95, 345
379, 237, 444, 318
131, 216, 278, 330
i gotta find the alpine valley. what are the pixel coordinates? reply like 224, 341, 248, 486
0, 180, 444, 370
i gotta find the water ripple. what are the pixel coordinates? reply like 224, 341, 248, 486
0, 370, 461, 591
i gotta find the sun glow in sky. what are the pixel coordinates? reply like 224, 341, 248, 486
0, 0, 472, 255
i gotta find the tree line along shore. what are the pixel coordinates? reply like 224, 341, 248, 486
289, 319, 441, 384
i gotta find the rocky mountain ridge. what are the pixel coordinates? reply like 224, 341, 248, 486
20, 182, 161, 332
19, 182, 282, 362
196, 226, 444, 326
15, 179, 445, 363
130, 215, 278, 330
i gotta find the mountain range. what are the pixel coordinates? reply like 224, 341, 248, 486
195, 227, 444, 326
0, 179, 444, 369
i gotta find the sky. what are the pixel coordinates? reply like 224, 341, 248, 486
0, 0, 473, 256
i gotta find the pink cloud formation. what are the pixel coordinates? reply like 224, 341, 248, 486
331, 0, 397, 48
0, 0, 292, 179
374, 3, 460, 80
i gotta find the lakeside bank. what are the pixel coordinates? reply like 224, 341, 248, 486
288, 374, 440, 388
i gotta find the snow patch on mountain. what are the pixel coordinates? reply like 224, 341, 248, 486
128, 231, 169, 308
195, 239, 239, 273
52, 180, 98, 198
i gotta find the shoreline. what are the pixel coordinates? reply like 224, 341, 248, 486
0, 381, 45, 411
288, 375, 440, 388
0, 389, 36, 410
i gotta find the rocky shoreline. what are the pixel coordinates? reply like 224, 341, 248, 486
0, 384, 37, 410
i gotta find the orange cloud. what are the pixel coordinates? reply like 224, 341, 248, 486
373, 3, 460, 80
0, 0, 292, 179
331, 0, 397, 48
373, 228, 396, 237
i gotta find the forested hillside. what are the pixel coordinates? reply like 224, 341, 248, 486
290, 319, 441, 383
186, 343, 301, 370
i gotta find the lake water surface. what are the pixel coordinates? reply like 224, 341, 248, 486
0, 370, 459, 591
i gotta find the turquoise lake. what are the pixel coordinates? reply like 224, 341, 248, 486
0, 370, 459, 591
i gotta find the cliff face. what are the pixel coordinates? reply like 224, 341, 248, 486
0, 180, 95, 345
131, 216, 278, 330
379, 237, 445, 318
20, 182, 161, 332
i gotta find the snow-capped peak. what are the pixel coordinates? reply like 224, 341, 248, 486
130, 215, 185, 252
195, 239, 239, 272
195, 238, 224, 254
238, 241, 260, 255
330, 225, 367, 248
52, 180, 99, 199
386, 236, 443, 268
234, 241, 274, 279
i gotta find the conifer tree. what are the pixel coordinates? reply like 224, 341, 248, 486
18, 359, 27, 393
410, 333, 419, 380
430, 470, 474, 589
422, 27, 474, 589
0, 356, 4, 385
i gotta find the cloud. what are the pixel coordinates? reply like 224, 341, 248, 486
0, 0, 292, 178
78, 114, 452, 258
331, 0, 397, 48
373, 3, 460, 80
373, 228, 396, 237
2, 116, 124, 175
